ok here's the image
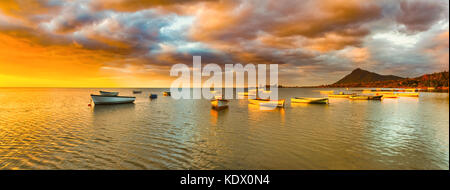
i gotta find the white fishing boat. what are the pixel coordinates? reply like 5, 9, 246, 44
211, 99, 229, 110
349, 95, 383, 100
248, 98, 285, 108
99, 91, 119, 96
319, 90, 334, 94
91, 94, 136, 105
328, 92, 355, 98
291, 97, 329, 104
149, 94, 158, 99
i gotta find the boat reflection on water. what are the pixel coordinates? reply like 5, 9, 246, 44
210, 108, 229, 125
92, 103, 136, 115
247, 102, 286, 125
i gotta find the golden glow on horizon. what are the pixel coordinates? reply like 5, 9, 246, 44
0, 32, 172, 87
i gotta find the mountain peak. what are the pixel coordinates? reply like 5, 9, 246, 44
334, 68, 403, 85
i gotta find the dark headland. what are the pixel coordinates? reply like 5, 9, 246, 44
318, 68, 449, 91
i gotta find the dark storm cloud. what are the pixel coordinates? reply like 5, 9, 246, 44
396, 0, 446, 33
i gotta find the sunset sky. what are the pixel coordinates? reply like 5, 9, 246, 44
0, 0, 448, 87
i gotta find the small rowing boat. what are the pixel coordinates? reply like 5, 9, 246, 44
328, 92, 354, 98
211, 99, 229, 110
99, 91, 119, 96
132, 90, 142, 94
149, 94, 158, 99
163, 91, 171, 96
91, 94, 136, 105
291, 97, 329, 104
375, 91, 395, 95
379, 94, 398, 98
237, 92, 250, 96
319, 90, 334, 94
248, 98, 285, 108
362, 89, 373, 94
397, 92, 419, 97
349, 95, 383, 100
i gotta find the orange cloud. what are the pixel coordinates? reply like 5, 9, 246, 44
341, 47, 371, 63
0, 0, 58, 26
424, 30, 449, 70
91, 0, 216, 12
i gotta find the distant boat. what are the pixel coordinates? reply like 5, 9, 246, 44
362, 89, 373, 94
397, 92, 419, 97
211, 99, 229, 110
404, 88, 417, 92
149, 94, 158, 99
248, 98, 285, 108
349, 95, 383, 100
133, 90, 142, 94
378, 94, 398, 98
99, 91, 119, 96
91, 94, 136, 105
214, 95, 224, 99
237, 92, 250, 96
375, 91, 395, 95
319, 90, 334, 94
328, 92, 354, 98
291, 97, 329, 104
163, 91, 171, 96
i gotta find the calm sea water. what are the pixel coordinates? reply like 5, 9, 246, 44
0, 88, 448, 169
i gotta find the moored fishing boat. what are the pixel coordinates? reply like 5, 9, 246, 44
237, 92, 246, 96
397, 92, 419, 97
163, 91, 171, 96
319, 90, 334, 94
238, 89, 259, 97
291, 97, 329, 104
328, 92, 354, 98
405, 88, 417, 92
237, 92, 250, 96
248, 98, 285, 108
375, 91, 395, 94
349, 95, 383, 100
99, 91, 119, 96
132, 90, 142, 94
378, 94, 398, 98
211, 99, 229, 110
362, 89, 373, 94
91, 94, 136, 105
149, 94, 158, 99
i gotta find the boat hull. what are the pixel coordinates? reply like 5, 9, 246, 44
248, 98, 285, 107
163, 92, 171, 96
397, 93, 419, 97
291, 97, 329, 104
91, 95, 136, 105
380, 94, 399, 98
211, 99, 229, 110
328, 94, 352, 98
319, 90, 334, 95
349, 95, 383, 100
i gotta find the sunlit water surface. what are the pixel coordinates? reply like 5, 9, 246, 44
0, 88, 448, 169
